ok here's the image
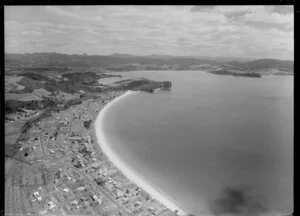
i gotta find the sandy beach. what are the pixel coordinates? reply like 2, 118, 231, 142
95, 90, 186, 216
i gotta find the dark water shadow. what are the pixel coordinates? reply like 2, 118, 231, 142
209, 186, 268, 216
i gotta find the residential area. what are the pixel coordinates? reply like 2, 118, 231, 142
5, 90, 178, 216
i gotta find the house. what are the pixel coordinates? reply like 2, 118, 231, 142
77, 186, 85, 191
39, 209, 47, 215
70, 200, 78, 205
80, 196, 88, 202
90, 194, 101, 204
48, 201, 56, 210
83, 201, 90, 206
116, 190, 124, 197
95, 198, 102, 204
63, 188, 70, 193
33, 191, 39, 198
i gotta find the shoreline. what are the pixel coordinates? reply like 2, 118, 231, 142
94, 90, 186, 216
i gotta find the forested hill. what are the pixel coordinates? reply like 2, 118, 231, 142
227, 59, 293, 71
5, 53, 293, 73
5, 53, 215, 67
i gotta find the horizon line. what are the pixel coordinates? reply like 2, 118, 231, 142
4, 52, 294, 62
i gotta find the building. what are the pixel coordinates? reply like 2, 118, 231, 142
33, 191, 39, 198
48, 201, 56, 210
63, 188, 70, 193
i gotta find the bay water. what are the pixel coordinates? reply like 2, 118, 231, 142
102, 71, 293, 215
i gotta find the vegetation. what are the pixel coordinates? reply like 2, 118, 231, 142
5, 99, 58, 114
5, 71, 171, 117
209, 70, 262, 78
14, 71, 119, 95
21, 111, 52, 134
228, 59, 293, 71
111, 78, 168, 93
21, 72, 50, 81
95, 177, 106, 186
162, 81, 172, 89
64, 98, 82, 109
5, 53, 293, 73
83, 120, 92, 129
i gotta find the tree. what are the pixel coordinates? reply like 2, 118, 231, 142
83, 120, 92, 129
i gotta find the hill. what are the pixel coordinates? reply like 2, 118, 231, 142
5, 53, 294, 75
5, 53, 216, 68
227, 59, 293, 71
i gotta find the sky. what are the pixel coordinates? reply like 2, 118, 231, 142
5, 6, 294, 60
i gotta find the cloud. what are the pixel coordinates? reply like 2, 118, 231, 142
20, 30, 43, 36
46, 6, 80, 18
271, 5, 293, 14
190, 6, 215, 12
4, 6, 294, 60
215, 6, 254, 14
239, 6, 293, 25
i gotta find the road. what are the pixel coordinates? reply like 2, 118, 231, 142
26, 98, 135, 216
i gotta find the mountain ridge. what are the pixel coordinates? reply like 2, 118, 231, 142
5, 52, 293, 73
5, 52, 293, 62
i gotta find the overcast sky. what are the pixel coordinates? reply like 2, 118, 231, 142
5, 6, 294, 60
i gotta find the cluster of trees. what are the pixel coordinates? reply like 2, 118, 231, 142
5, 99, 57, 114
210, 70, 262, 78
22, 67, 69, 72
95, 177, 106, 186
112, 79, 164, 93
83, 120, 92, 129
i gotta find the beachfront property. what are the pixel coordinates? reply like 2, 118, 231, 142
5, 89, 179, 216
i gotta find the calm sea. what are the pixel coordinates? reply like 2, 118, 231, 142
102, 71, 293, 216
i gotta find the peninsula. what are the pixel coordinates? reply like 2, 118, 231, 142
208, 70, 262, 78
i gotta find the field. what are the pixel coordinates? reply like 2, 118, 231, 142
5, 120, 26, 157
5, 157, 47, 215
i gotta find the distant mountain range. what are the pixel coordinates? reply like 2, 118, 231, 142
110, 53, 254, 62
5, 53, 293, 75
227, 59, 294, 71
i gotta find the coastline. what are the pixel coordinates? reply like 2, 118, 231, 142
94, 90, 186, 216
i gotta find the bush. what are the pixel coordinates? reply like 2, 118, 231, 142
83, 120, 92, 129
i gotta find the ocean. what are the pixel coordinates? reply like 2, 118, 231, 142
101, 71, 293, 216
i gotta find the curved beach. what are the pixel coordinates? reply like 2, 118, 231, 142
95, 90, 186, 216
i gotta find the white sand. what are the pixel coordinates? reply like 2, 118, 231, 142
95, 90, 186, 216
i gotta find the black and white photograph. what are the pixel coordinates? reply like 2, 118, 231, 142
4, 5, 294, 216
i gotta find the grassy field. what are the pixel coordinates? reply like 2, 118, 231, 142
5, 120, 26, 158
5, 92, 43, 101
5, 157, 47, 215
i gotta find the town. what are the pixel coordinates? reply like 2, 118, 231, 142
5, 89, 179, 216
